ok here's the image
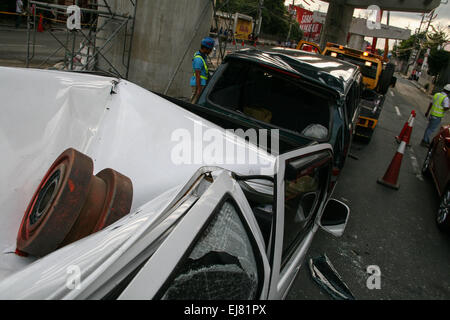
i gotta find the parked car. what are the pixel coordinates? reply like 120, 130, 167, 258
422, 124, 450, 231
0, 67, 350, 299
195, 47, 363, 187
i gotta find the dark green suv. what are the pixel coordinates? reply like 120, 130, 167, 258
161, 48, 363, 189
196, 48, 363, 184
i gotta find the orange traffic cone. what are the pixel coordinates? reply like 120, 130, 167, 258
377, 120, 414, 190
395, 110, 416, 144
37, 14, 44, 32
403, 115, 415, 146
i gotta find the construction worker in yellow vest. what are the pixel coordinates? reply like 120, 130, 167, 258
421, 84, 450, 147
190, 37, 214, 104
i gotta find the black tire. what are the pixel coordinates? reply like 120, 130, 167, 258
363, 131, 373, 144
437, 187, 450, 232
377, 63, 395, 95
354, 125, 374, 144
422, 145, 433, 177
390, 76, 397, 88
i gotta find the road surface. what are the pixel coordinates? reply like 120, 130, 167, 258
0, 26, 82, 68
287, 76, 450, 300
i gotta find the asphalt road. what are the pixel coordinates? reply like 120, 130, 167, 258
287, 77, 450, 300
0, 26, 81, 67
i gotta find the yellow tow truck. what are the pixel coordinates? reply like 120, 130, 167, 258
297, 41, 397, 142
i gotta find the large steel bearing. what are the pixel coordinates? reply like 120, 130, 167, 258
17, 148, 133, 257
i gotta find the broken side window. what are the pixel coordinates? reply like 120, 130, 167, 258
159, 199, 261, 300
282, 151, 331, 267
209, 61, 331, 140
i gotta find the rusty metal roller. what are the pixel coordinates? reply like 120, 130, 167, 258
16, 148, 133, 257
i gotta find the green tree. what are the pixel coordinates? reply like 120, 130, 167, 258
290, 21, 304, 42
393, 32, 426, 61
423, 26, 449, 77
215, 0, 292, 39
260, 0, 289, 37
425, 25, 449, 49
428, 48, 450, 76
215, 0, 258, 16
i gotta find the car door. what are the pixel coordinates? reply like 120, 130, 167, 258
118, 171, 271, 300
433, 133, 450, 194
268, 143, 333, 299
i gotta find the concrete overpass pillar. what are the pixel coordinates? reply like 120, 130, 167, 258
347, 34, 365, 51
96, 0, 213, 98
320, 1, 354, 49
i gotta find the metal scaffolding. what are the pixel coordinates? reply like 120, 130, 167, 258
211, 0, 238, 67
26, 0, 137, 79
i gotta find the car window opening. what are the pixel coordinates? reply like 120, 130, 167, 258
160, 200, 260, 300
208, 62, 331, 141
325, 51, 379, 80
237, 179, 274, 249
282, 153, 331, 267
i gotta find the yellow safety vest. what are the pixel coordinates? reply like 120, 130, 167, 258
431, 92, 447, 118
193, 54, 208, 81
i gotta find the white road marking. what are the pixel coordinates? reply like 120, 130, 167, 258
390, 91, 395, 97
409, 147, 424, 182
395, 106, 402, 117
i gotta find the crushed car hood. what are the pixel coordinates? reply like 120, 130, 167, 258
0, 67, 275, 285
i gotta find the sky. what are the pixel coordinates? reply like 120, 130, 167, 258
284, 0, 450, 49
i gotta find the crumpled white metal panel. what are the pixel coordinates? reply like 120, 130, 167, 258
0, 67, 275, 288
0, 67, 114, 279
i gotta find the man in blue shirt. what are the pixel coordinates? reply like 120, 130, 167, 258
190, 37, 214, 104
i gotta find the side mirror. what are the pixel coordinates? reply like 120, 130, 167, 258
319, 199, 350, 237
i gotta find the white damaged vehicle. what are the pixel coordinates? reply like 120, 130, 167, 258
0, 67, 350, 300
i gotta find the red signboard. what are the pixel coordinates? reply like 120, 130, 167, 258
290, 5, 323, 43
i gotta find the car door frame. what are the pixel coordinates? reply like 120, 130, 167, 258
268, 143, 333, 299
118, 171, 271, 300
433, 134, 450, 194
296, 40, 323, 54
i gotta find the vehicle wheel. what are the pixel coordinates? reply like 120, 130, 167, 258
422, 145, 433, 177
92, 168, 133, 232
365, 132, 373, 144
437, 187, 450, 232
377, 63, 395, 95
16, 149, 94, 257
16, 149, 134, 257
359, 131, 373, 144
60, 168, 133, 247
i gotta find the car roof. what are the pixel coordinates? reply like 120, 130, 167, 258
225, 48, 361, 95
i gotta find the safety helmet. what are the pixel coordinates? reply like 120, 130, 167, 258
201, 37, 215, 49
444, 84, 450, 92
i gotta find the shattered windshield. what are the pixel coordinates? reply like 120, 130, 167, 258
161, 200, 260, 300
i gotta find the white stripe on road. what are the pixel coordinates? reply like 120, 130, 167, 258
390, 91, 395, 97
409, 147, 424, 182
395, 106, 402, 117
